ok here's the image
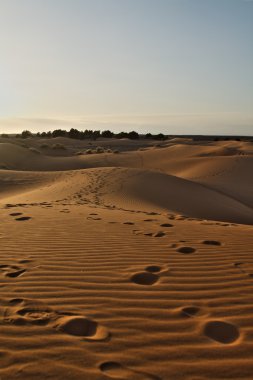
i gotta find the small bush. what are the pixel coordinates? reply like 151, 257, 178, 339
52, 143, 66, 150
85, 149, 93, 154
40, 143, 49, 149
75, 151, 84, 155
95, 146, 104, 153
153, 144, 163, 148
29, 147, 41, 154
113, 149, 119, 154
106, 148, 112, 153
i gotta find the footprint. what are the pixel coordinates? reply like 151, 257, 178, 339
203, 320, 240, 344
152, 231, 165, 237
133, 229, 166, 238
202, 240, 221, 246
133, 230, 143, 235
177, 246, 196, 254
6, 269, 26, 278
0, 264, 12, 269
55, 316, 109, 341
0, 264, 27, 278
87, 216, 101, 221
160, 223, 173, 228
233, 262, 245, 274
143, 219, 157, 222
123, 222, 135, 225
4, 299, 55, 325
9, 212, 23, 217
145, 265, 161, 273
5, 204, 16, 208
8, 298, 24, 306
233, 262, 253, 276
15, 216, 31, 221
16, 306, 52, 324
181, 306, 202, 318
234, 262, 244, 267
131, 272, 159, 286
5, 298, 109, 340
100, 361, 160, 380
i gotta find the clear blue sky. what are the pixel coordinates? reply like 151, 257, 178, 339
0, 0, 252, 134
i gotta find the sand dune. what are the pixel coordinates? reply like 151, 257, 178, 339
1, 166, 253, 224
0, 138, 252, 379
1, 140, 253, 215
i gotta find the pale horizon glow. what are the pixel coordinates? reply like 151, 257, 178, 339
0, 0, 253, 135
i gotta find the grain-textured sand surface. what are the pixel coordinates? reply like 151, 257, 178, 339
0, 138, 253, 379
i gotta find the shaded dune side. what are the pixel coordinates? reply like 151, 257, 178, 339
0, 170, 62, 199
184, 156, 253, 210
1, 167, 253, 225
97, 168, 253, 225
0, 143, 91, 171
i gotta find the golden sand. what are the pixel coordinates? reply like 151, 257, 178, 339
0, 137, 252, 379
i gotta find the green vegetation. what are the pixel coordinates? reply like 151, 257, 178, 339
17, 128, 170, 141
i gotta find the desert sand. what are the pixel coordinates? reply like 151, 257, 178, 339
0, 136, 253, 379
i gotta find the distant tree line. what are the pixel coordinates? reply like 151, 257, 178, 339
11, 129, 167, 140
1, 131, 250, 142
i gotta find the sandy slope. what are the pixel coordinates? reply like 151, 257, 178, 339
0, 138, 253, 379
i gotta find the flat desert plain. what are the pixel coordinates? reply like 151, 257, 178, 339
0, 137, 253, 380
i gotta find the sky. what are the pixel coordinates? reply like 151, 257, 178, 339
0, 0, 252, 135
